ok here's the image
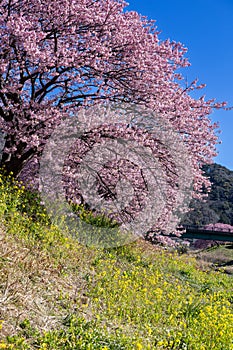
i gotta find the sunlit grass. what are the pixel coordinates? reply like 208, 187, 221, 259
0, 171, 233, 349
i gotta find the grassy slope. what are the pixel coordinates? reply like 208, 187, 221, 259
192, 244, 233, 275
0, 174, 233, 349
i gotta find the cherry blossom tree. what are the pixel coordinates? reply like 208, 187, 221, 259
0, 0, 226, 238
204, 223, 233, 232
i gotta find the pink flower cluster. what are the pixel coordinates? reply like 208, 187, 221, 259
0, 0, 226, 238
204, 223, 233, 233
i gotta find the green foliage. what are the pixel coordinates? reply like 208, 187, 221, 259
182, 163, 233, 226
71, 203, 120, 229
0, 169, 50, 226
4, 316, 130, 350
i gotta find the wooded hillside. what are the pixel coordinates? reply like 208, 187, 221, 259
181, 163, 233, 226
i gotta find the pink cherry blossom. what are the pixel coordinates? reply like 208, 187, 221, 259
0, 0, 227, 238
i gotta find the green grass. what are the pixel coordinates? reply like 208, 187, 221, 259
192, 244, 233, 274
0, 171, 233, 349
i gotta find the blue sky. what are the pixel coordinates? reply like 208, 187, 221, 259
126, 0, 233, 170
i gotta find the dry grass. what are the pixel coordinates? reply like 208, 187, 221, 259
0, 225, 95, 339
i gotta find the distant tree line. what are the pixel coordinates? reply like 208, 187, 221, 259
181, 163, 233, 226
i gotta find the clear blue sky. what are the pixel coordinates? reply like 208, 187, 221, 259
126, 0, 233, 170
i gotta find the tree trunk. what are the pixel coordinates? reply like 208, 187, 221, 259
0, 136, 36, 178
